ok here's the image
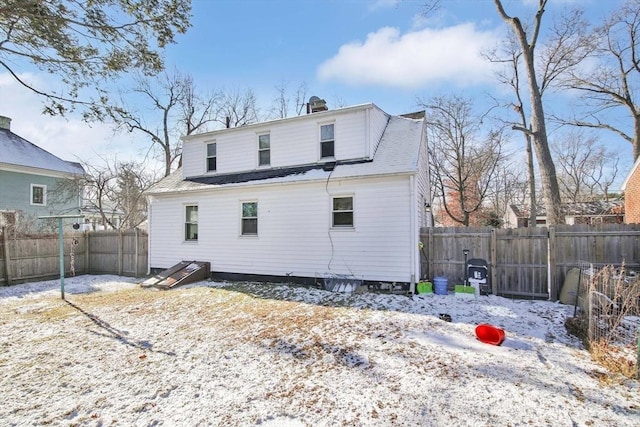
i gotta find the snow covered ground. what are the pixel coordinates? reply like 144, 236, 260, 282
0, 275, 638, 426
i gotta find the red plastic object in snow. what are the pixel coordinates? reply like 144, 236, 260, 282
475, 324, 506, 346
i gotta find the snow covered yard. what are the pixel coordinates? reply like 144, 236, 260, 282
0, 276, 638, 426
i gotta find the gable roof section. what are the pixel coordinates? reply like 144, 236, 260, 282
621, 155, 640, 191
0, 128, 84, 175
148, 114, 423, 195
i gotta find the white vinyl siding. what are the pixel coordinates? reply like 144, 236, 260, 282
416, 121, 431, 228
148, 175, 413, 282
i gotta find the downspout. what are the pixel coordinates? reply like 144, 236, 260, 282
146, 195, 152, 275
409, 175, 417, 294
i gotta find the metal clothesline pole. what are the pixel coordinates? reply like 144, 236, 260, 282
38, 215, 84, 300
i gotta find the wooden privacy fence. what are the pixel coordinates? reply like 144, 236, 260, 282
0, 228, 148, 286
420, 224, 640, 300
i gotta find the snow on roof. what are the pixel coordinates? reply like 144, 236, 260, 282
0, 128, 84, 175
510, 200, 625, 217
148, 114, 423, 195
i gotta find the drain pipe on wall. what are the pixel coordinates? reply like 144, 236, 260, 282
409, 176, 416, 294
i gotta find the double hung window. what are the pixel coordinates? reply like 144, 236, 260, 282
207, 143, 217, 172
185, 205, 198, 241
241, 202, 258, 235
258, 134, 270, 166
31, 184, 46, 206
332, 196, 353, 227
320, 124, 335, 158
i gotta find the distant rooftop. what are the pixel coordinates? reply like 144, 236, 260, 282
510, 200, 625, 217
0, 115, 84, 175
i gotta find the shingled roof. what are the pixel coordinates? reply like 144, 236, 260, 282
510, 200, 625, 217
0, 120, 84, 175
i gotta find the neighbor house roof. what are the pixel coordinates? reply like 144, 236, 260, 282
148, 114, 424, 195
0, 127, 84, 175
510, 200, 625, 217
621, 155, 640, 191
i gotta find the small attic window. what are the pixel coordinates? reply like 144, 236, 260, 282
206, 142, 217, 172
320, 123, 334, 158
258, 133, 270, 166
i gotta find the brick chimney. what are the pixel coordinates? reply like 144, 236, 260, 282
0, 116, 11, 130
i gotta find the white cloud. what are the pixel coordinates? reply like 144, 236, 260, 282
0, 73, 143, 165
317, 23, 501, 89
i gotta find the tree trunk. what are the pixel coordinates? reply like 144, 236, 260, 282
527, 75, 563, 225
634, 113, 640, 160
495, 0, 564, 225
525, 134, 537, 227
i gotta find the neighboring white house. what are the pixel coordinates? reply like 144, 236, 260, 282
146, 102, 430, 291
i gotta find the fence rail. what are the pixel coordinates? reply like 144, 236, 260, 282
0, 228, 147, 286
420, 224, 640, 300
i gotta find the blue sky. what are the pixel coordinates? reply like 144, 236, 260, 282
0, 0, 632, 178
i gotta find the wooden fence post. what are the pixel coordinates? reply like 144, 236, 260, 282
134, 228, 140, 278
2, 227, 10, 286
84, 231, 90, 274
548, 226, 557, 301
428, 227, 434, 279
118, 230, 124, 276
490, 228, 498, 295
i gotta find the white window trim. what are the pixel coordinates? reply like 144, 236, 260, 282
184, 203, 199, 243
330, 194, 355, 230
257, 132, 271, 167
240, 200, 259, 237
319, 122, 335, 160
30, 184, 47, 206
205, 141, 217, 173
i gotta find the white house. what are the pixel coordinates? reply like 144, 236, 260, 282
146, 102, 430, 292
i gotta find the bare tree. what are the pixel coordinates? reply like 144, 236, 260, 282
486, 34, 539, 226
552, 130, 621, 203
107, 70, 218, 177
484, 164, 530, 227
420, 95, 506, 227
79, 158, 156, 230
492, 0, 591, 224
269, 80, 308, 119
215, 88, 260, 128
0, 0, 191, 118
560, 0, 640, 160
180, 74, 220, 136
